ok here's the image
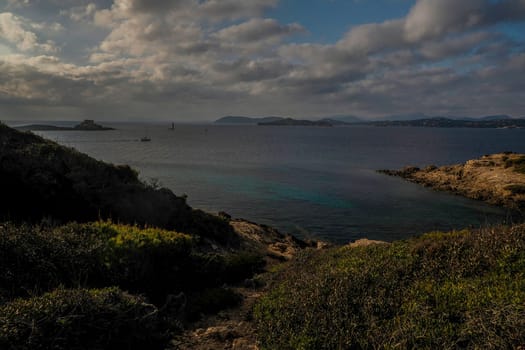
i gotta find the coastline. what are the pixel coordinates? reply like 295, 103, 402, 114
379, 153, 525, 210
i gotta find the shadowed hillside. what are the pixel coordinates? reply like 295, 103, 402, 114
0, 123, 234, 244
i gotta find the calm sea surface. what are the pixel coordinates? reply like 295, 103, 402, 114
32, 123, 525, 243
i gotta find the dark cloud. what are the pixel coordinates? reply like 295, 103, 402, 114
214, 18, 304, 43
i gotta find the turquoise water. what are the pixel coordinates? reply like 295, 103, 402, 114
32, 123, 525, 243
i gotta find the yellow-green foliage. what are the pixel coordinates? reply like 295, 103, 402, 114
91, 221, 193, 252
87, 222, 194, 302
255, 225, 525, 349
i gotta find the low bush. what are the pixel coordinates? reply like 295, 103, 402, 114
504, 155, 525, 174
505, 184, 525, 195
255, 225, 525, 349
0, 221, 264, 308
0, 222, 108, 299
0, 287, 170, 350
93, 221, 193, 302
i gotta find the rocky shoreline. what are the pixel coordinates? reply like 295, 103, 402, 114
379, 153, 525, 210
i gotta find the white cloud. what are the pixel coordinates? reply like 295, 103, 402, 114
62, 3, 98, 22
0, 12, 58, 52
404, 0, 487, 42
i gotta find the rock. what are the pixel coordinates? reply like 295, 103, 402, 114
202, 326, 238, 341
348, 238, 388, 248
232, 339, 258, 350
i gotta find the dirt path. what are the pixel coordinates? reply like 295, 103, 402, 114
169, 219, 329, 350
170, 286, 262, 350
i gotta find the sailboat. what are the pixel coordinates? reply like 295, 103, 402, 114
169, 122, 175, 131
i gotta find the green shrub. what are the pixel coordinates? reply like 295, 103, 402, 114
504, 155, 525, 174
0, 222, 108, 299
255, 226, 525, 349
95, 221, 193, 303
0, 287, 170, 350
1, 221, 264, 310
505, 184, 525, 195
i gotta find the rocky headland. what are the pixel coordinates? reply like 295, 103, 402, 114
379, 153, 525, 209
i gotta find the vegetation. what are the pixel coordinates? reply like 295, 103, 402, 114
0, 221, 263, 300
503, 154, 525, 174
0, 287, 169, 350
0, 220, 267, 348
3, 123, 524, 348
505, 184, 525, 195
255, 225, 525, 349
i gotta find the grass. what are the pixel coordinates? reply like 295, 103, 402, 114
254, 225, 525, 349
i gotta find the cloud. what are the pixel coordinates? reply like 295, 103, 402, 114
5, 0, 31, 10
419, 31, 494, 60
338, 19, 405, 55
1, 0, 525, 120
215, 18, 304, 43
61, 3, 98, 22
199, 0, 278, 21
405, 0, 525, 42
404, 0, 488, 42
0, 12, 58, 52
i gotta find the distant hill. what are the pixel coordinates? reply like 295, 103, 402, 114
322, 115, 363, 123
258, 118, 333, 126
319, 118, 349, 126
382, 113, 430, 121
214, 116, 285, 124
458, 115, 513, 121
380, 113, 514, 122
369, 117, 525, 128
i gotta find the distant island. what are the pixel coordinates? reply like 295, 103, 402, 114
214, 116, 285, 124
15, 119, 115, 131
368, 116, 525, 128
258, 118, 333, 127
214, 114, 525, 128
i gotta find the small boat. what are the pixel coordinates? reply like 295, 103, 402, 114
140, 136, 151, 142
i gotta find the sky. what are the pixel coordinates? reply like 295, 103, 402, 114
1, 0, 525, 122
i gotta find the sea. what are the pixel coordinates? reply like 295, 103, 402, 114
19, 122, 525, 244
